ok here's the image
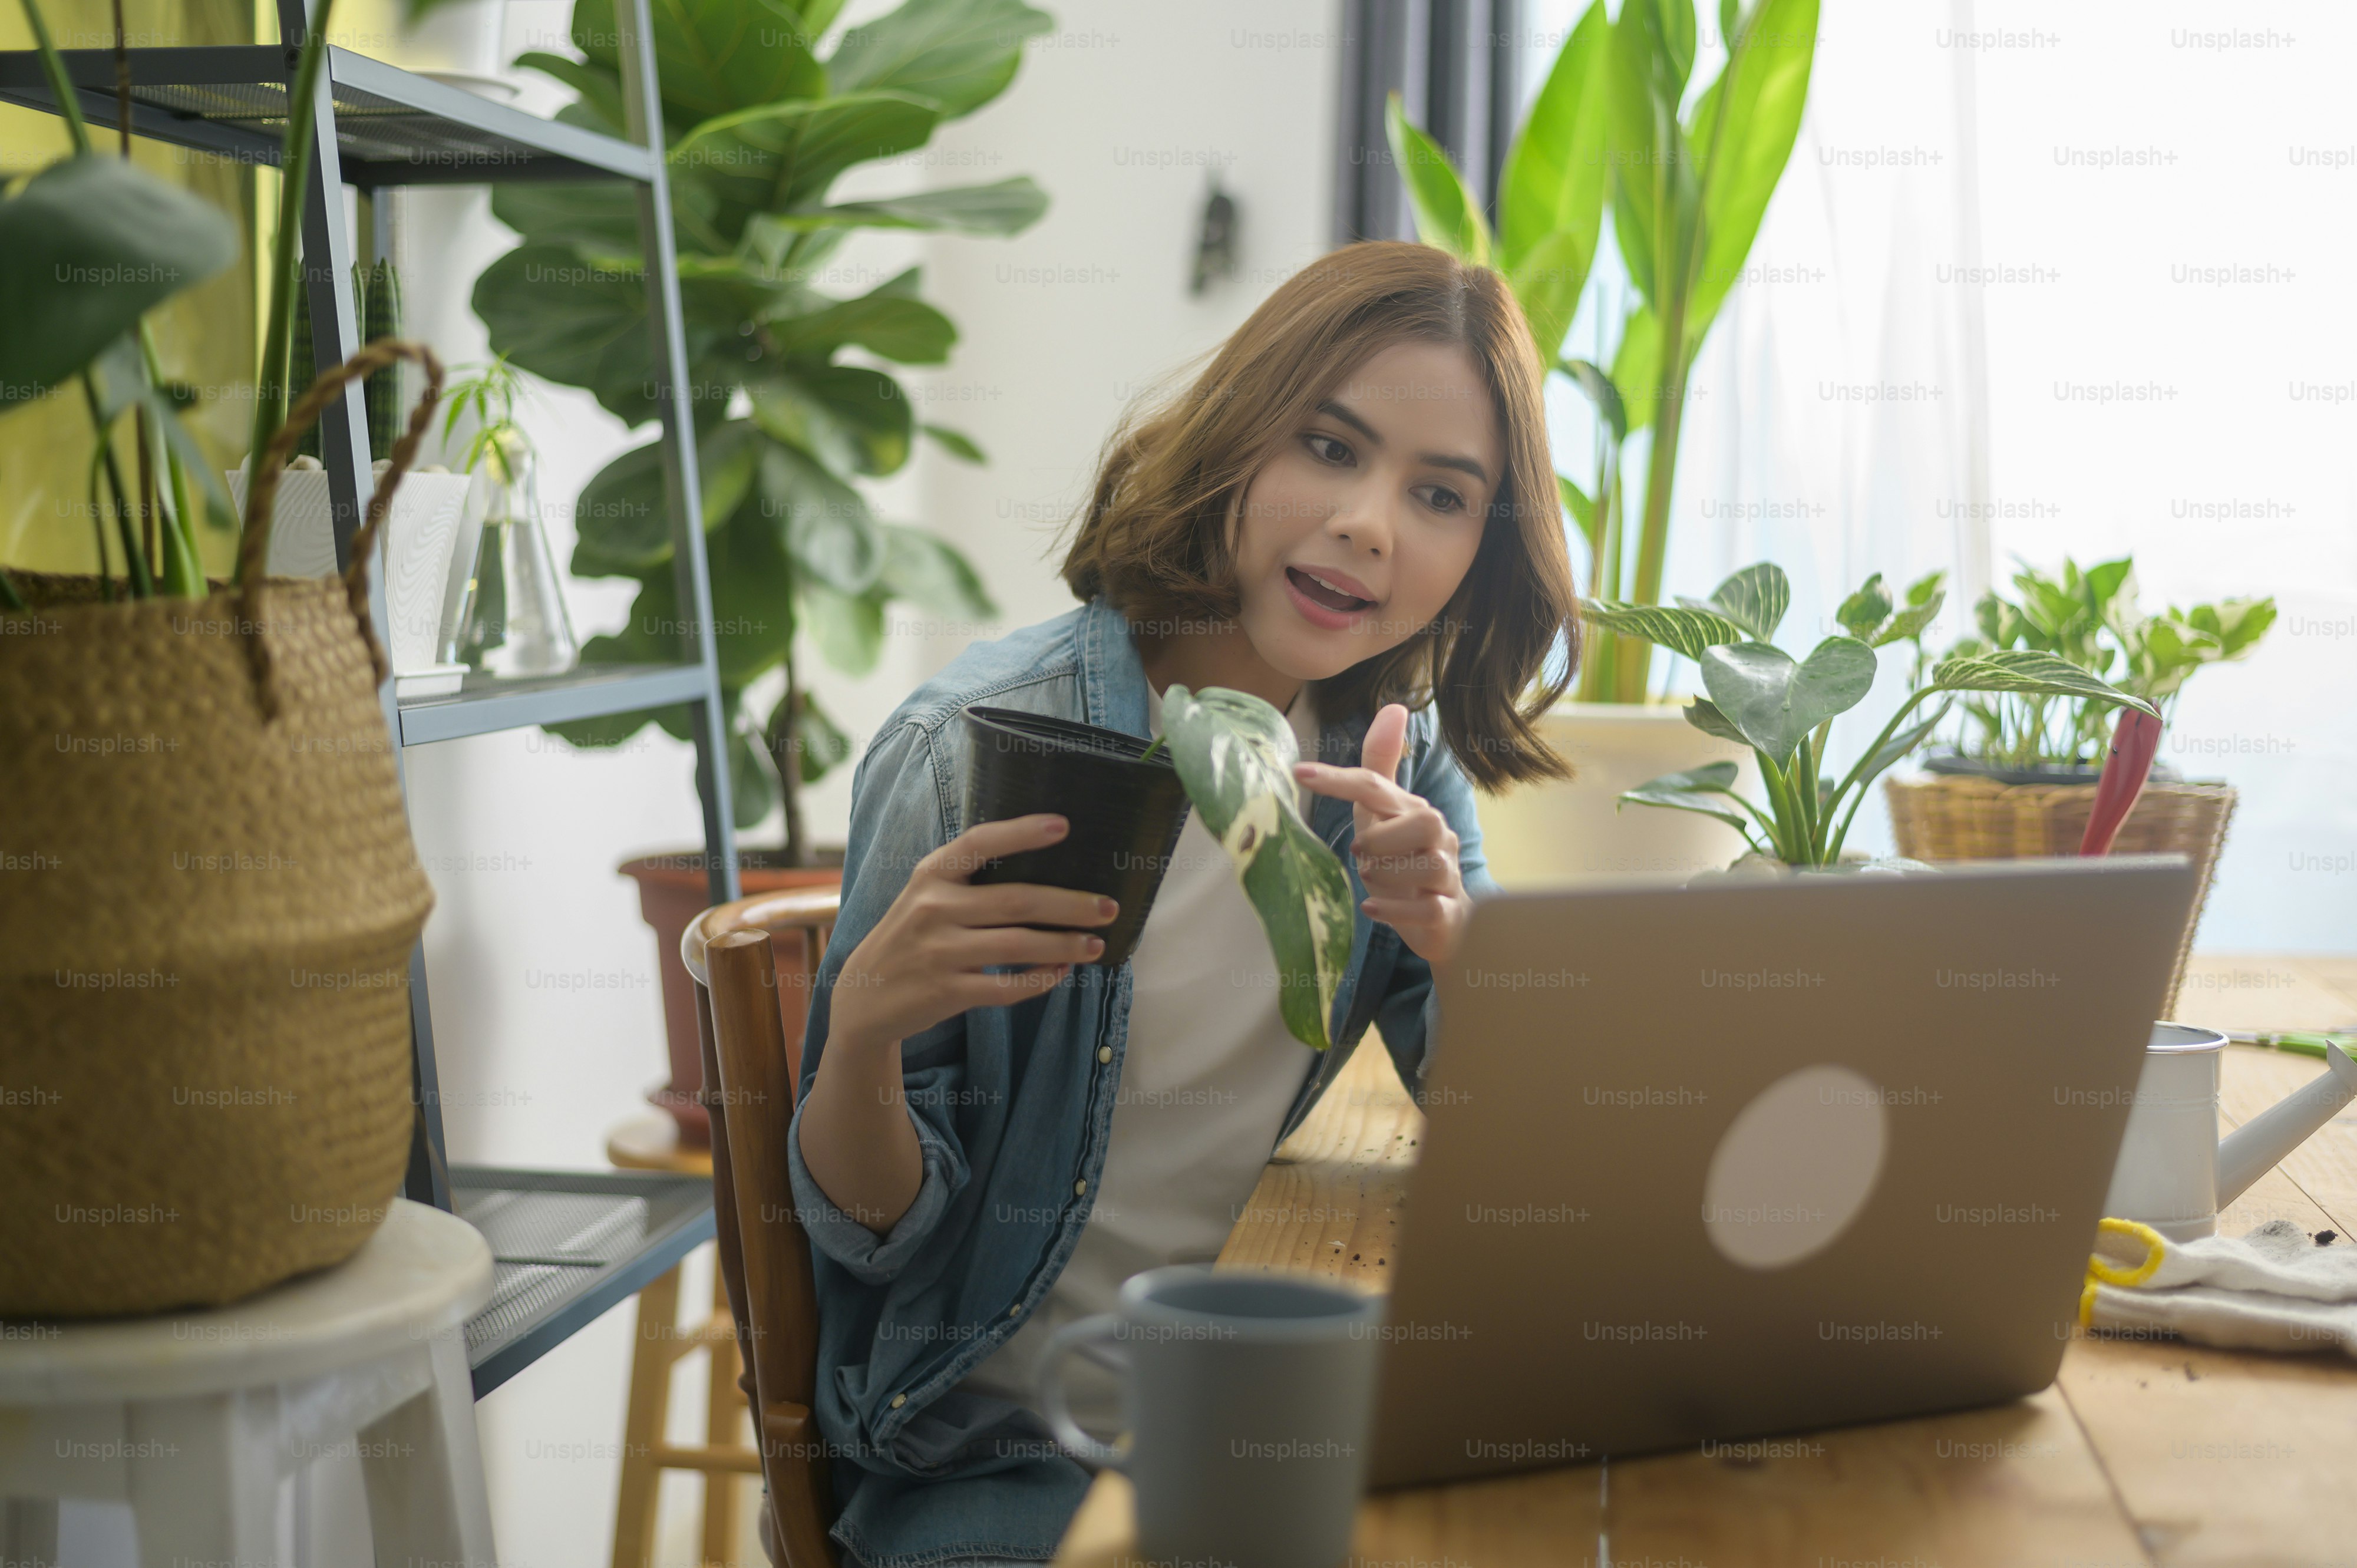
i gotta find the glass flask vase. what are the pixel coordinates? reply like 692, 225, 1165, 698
454, 433, 578, 677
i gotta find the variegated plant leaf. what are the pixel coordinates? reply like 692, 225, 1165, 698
1704, 562, 1791, 641
1929, 649, 2159, 717
1579, 598, 1746, 661
1620, 760, 1750, 831
1160, 685, 1355, 1051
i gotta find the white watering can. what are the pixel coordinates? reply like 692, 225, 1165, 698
2102, 1023, 2357, 1241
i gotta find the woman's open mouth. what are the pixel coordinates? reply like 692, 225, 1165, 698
1283, 565, 1378, 629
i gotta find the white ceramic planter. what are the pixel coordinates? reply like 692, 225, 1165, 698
1474, 702, 1759, 889
229, 466, 475, 696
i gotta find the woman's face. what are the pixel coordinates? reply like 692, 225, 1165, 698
1227, 339, 1503, 682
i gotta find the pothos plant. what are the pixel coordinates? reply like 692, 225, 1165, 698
1584, 563, 2161, 867
1937, 556, 2276, 771
472, 0, 1051, 863
1152, 686, 1355, 1052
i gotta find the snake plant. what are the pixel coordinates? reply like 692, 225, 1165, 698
1587, 563, 2161, 867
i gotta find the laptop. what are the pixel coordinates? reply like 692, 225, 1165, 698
1368, 855, 2198, 1488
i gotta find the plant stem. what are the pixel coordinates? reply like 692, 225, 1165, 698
81, 378, 151, 596
240, 0, 338, 582
1140, 735, 1166, 762
770, 655, 808, 869
109, 0, 129, 159
17, 0, 91, 153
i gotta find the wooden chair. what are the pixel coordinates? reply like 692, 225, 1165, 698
681, 886, 842, 1568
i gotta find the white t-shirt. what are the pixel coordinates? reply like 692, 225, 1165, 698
955, 684, 1322, 1440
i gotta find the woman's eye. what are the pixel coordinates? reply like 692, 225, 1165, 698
1418, 486, 1467, 514
1304, 433, 1353, 466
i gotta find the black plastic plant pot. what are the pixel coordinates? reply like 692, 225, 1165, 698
960, 705, 1194, 968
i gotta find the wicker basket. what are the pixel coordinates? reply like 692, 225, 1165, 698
1884, 771, 2236, 1018
0, 344, 440, 1318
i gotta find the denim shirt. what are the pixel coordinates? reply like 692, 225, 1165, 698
787, 596, 1498, 1567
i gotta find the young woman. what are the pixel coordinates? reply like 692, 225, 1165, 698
783, 241, 1580, 1567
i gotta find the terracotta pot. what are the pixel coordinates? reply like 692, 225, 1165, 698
621, 851, 844, 1146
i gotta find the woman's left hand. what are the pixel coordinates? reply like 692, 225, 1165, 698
1293, 702, 1473, 965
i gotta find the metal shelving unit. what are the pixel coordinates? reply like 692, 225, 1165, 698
0, 0, 740, 1395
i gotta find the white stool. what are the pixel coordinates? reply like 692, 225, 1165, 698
0, 1198, 497, 1568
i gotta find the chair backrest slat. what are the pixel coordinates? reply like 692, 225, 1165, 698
692, 892, 840, 1568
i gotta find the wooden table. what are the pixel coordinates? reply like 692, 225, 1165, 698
1054, 955, 2357, 1567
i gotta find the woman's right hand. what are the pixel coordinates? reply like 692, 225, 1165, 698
829, 813, 1120, 1048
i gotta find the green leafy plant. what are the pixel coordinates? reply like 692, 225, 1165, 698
438, 356, 533, 484
1386, 0, 1819, 704
1158, 686, 1355, 1051
473, 0, 1052, 862
0, 0, 250, 608
1938, 557, 2276, 771
1587, 562, 2159, 866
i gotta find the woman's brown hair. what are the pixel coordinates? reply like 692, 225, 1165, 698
1059, 240, 1577, 791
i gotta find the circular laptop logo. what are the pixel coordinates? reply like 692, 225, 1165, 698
1702, 1065, 1888, 1270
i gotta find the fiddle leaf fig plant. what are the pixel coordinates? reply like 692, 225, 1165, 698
1587, 563, 2162, 866
473, 0, 1050, 862
1160, 685, 1355, 1052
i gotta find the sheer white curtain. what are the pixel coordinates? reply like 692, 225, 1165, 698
1524, 0, 2355, 951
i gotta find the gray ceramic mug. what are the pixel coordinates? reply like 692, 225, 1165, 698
1038, 1265, 1382, 1568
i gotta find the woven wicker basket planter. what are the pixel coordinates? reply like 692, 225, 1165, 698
0, 344, 438, 1318
1884, 771, 2235, 1017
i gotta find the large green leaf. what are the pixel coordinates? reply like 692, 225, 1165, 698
1682, 696, 1749, 746
490, 181, 645, 260
672, 93, 941, 244
1609, 303, 1662, 435
706, 511, 801, 684
1384, 93, 1491, 266
0, 156, 238, 408
1507, 230, 1593, 371
1160, 685, 1356, 1052
572, 0, 824, 121
1684, 0, 1818, 335
1579, 598, 1744, 660
1606, 1, 1678, 304
1699, 560, 1789, 641
471, 246, 740, 425
749, 363, 913, 477
514, 50, 636, 137
879, 521, 996, 619
1620, 760, 1749, 831
1699, 636, 1876, 764
767, 275, 954, 363
472, 246, 659, 423
771, 686, 854, 783
757, 441, 884, 591
752, 176, 1050, 236
1500, 1, 1610, 275
800, 577, 886, 673
572, 420, 764, 576
827, 0, 1051, 118
1929, 649, 2160, 717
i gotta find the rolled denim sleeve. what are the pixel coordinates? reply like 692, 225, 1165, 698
788, 718, 973, 1282
1375, 713, 1498, 1095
